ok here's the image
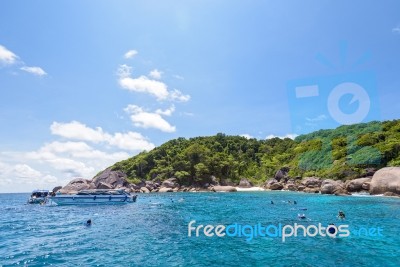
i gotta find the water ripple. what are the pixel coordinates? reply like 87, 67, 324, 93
1, 192, 399, 266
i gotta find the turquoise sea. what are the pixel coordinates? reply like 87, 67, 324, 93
1, 191, 399, 267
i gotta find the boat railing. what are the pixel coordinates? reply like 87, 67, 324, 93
75, 189, 130, 195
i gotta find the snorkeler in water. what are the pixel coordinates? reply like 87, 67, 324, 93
298, 214, 306, 219
86, 219, 92, 226
338, 211, 346, 220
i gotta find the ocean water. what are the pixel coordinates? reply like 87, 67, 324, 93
1, 192, 399, 267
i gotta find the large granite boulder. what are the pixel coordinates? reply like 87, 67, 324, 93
274, 167, 289, 182
383, 192, 400, 197
345, 178, 372, 192
59, 178, 94, 194
211, 186, 237, 192
145, 181, 158, 191
297, 185, 306, 191
162, 178, 180, 189
334, 188, 350, 196
238, 178, 253, 188
320, 179, 347, 195
303, 187, 320, 193
270, 183, 284, 190
140, 187, 150, 193
301, 177, 322, 188
370, 167, 400, 195
119, 187, 132, 193
220, 179, 235, 186
264, 179, 283, 190
52, 186, 62, 193
285, 180, 298, 191
131, 184, 142, 190
362, 182, 371, 191
92, 168, 129, 189
97, 182, 113, 190
264, 179, 275, 188
158, 187, 173, 193
210, 176, 220, 186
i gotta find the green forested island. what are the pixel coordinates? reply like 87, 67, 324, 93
110, 119, 400, 186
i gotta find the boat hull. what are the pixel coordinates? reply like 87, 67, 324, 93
28, 197, 46, 204
49, 194, 137, 205
28, 190, 49, 204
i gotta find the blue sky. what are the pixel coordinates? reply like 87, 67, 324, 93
1, 0, 400, 192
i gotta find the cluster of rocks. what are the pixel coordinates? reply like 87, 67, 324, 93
264, 176, 365, 196
132, 176, 238, 193
56, 167, 400, 198
57, 168, 133, 194
57, 169, 239, 194
263, 167, 400, 197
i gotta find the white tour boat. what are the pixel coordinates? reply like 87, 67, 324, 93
49, 189, 137, 205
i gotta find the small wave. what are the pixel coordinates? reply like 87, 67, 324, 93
350, 193, 395, 198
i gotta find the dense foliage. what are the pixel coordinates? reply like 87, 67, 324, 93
110, 120, 400, 185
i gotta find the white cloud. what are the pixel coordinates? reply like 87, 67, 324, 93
27, 141, 128, 161
108, 132, 155, 151
306, 114, 327, 122
25, 141, 129, 178
21, 66, 47, 76
119, 75, 170, 100
50, 121, 155, 151
240, 134, 254, 139
149, 69, 163, 79
117, 64, 132, 78
117, 64, 190, 102
71, 150, 129, 160
0, 45, 47, 76
13, 164, 42, 179
392, 26, 400, 34
46, 158, 95, 177
51, 121, 108, 143
41, 141, 93, 154
266, 134, 298, 140
155, 105, 175, 116
124, 49, 138, 59
0, 45, 47, 77
124, 104, 176, 132
0, 119, 156, 192
0, 45, 18, 65
169, 89, 190, 102
0, 160, 59, 190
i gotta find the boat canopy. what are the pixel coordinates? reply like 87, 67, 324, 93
31, 190, 49, 197
32, 190, 49, 193
76, 189, 128, 195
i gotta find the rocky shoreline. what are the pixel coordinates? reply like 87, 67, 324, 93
55, 167, 400, 198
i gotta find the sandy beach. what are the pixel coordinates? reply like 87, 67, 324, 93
235, 187, 265, 192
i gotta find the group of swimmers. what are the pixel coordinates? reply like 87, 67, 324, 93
270, 199, 346, 221
297, 210, 346, 220
270, 200, 297, 204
